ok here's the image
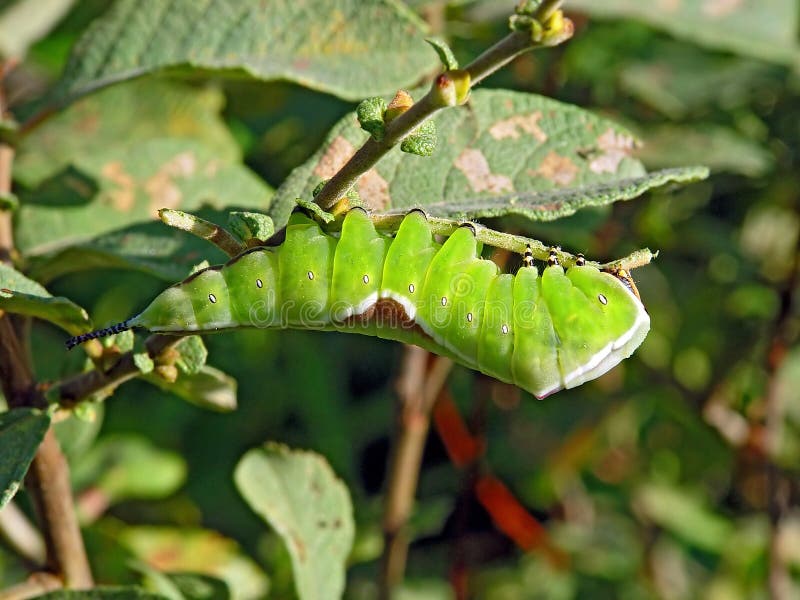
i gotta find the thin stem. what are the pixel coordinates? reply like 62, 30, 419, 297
314, 2, 569, 211
361, 213, 654, 272
379, 349, 452, 599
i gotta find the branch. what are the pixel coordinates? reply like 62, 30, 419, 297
313, 2, 572, 210
0, 67, 93, 589
379, 348, 452, 598
53, 333, 180, 408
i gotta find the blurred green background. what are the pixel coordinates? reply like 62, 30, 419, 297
2, 1, 800, 598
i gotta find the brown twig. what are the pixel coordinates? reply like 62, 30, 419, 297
0, 67, 93, 590
0, 501, 46, 566
0, 572, 62, 600
379, 348, 452, 598
53, 333, 180, 408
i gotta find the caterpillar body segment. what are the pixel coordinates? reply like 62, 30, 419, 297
71, 209, 650, 399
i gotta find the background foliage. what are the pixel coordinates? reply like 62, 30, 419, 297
1, 0, 799, 599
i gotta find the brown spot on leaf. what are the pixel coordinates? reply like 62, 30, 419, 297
357, 169, 390, 210
589, 128, 637, 174
145, 152, 197, 214
454, 148, 513, 194
101, 161, 135, 212
702, 0, 742, 17
488, 112, 546, 142
534, 151, 579, 186
313, 136, 355, 179
290, 531, 307, 562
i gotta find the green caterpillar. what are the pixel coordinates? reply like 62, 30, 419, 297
66, 209, 650, 399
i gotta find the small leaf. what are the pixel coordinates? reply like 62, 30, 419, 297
72, 435, 186, 503
296, 199, 335, 224
0, 192, 18, 211
25, 0, 437, 115
133, 562, 231, 600
143, 366, 237, 412
356, 97, 388, 142
174, 336, 208, 376
235, 443, 355, 600
33, 589, 169, 599
133, 353, 155, 375
121, 526, 269, 600
0, 263, 90, 335
400, 119, 437, 156
425, 37, 459, 70
227, 211, 275, 244
0, 408, 51, 509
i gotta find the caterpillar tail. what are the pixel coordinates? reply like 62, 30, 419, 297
65, 319, 133, 350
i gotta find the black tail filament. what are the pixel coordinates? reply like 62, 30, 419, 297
65, 319, 132, 350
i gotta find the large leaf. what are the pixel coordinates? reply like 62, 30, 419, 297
272, 88, 706, 225
0, 263, 91, 334
15, 139, 270, 257
0, 407, 51, 509
33, 588, 169, 599
15, 79, 241, 188
32, 0, 436, 113
23, 210, 236, 283
565, 0, 799, 65
234, 443, 354, 600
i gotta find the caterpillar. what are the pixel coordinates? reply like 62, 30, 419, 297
66, 209, 650, 399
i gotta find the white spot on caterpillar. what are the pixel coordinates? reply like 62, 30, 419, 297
502, 324, 509, 334
256, 279, 263, 288
307, 271, 314, 280
598, 294, 608, 305
363, 274, 369, 284
467, 312, 473, 323
441, 296, 447, 306
208, 293, 217, 304
408, 283, 415, 293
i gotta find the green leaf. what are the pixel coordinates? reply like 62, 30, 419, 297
565, 0, 800, 65
30, 0, 436, 113
634, 482, 733, 553
134, 563, 232, 600
121, 527, 269, 600
426, 37, 459, 70
23, 214, 235, 284
637, 124, 773, 178
32, 588, 169, 599
234, 443, 355, 600
15, 80, 241, 188
0, 0, 74, 59
0, 263, 91, 334
15, 139, 270, 259
0, 408, 51, 509
227, 211, 275, 244
272, 88, 707, 224
143, 365, 237, 412
71, 435, 186, 504
174, 336, 208, 376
